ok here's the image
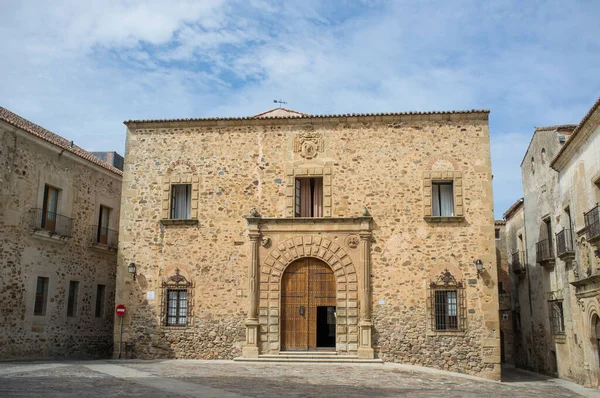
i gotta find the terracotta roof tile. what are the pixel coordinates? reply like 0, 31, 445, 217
252, 108, 311, 118
0, 106, 122, 176
534, 124, 577, 132
125, 108, 490, 124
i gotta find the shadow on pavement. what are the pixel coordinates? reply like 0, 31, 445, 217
502, 364, 554, 383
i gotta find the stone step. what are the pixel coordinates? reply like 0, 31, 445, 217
277, 351, 338, 356
233, 355, 383, 364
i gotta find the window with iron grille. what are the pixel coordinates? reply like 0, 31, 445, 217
34, 277, 49, 316
161, 269, 193, 327
430, 269, 465, 332
549, 300, 565, 335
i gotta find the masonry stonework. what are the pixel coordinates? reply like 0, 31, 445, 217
116, 109, 500, 379
0, 107, 122, 359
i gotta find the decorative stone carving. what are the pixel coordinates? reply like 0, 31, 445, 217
577, 298, 585, 312
345, 234, 360, 249
294, 132, 324, 159
162, 268, 192, 287
573, 260, 580, 279
430, 269, 463, 288
248, 207, 260, 217
261, 236, 271, 248
362, 207, 370, 216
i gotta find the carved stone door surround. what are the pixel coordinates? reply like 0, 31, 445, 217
242, 215, 374, 359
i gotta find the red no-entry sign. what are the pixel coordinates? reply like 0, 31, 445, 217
116, 304, 126, 317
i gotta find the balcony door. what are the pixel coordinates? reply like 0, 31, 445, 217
98, 206, 111, 244
42, 185, 59, 231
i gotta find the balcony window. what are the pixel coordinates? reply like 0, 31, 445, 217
34, 277, 49, 316
585, 204, 600, 242
556, 229, 574, 257
42, 185, 59, 231
171, 184, 191, 219
295, 177, 323, 217
97, 205, 111, 244
432, 182, 454, 217
549, 300, 565, 335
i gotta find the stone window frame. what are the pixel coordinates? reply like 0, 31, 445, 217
423, 171, 464, 222
160, 269, 194, 328
285, 167, 332, 218
160, 175, 199, 225
428, 269, 466, 334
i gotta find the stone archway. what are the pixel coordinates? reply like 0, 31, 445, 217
262, 236, 359, 354
280, 257, 337, 351
243, 216, 374, 359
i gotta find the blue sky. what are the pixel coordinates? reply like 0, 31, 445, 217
1, 0, 599, 218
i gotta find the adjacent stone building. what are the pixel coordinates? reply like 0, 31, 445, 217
0, 106, 122, 359
115, 107, 500, 379
495, 220, 514, 364
504, 97, 600, 387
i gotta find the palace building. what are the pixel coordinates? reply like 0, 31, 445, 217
115, 107, 500, 379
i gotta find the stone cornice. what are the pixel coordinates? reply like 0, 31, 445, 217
125, 111, 489, 129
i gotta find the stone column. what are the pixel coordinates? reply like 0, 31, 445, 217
357, 230, 374, 359
243, 224, 261, 358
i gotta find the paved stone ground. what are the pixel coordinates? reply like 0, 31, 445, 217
1, 360, 599, 398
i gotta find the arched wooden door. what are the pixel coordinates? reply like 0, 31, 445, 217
281, 258, 336, 351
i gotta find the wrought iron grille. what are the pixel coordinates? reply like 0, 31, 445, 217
30, 208, 73, 237
91, 225, 119, 249
584, 204, 600, 241
535, 239, 553, 262
548, 300, 565, 335
429, 269, 465, 332
161, 269, 193, 327
556, 229, 574, 256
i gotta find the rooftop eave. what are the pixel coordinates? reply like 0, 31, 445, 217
124, 109, 490, 128
550, 97, 600, 172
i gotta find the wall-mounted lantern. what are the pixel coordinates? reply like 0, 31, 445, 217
128, 262, 137, 280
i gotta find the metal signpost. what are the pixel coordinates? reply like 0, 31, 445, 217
116, 304, 126, 359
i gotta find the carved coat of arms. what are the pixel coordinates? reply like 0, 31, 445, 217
294, 132, 324, 159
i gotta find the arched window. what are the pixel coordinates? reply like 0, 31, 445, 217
541, 148, 547, 165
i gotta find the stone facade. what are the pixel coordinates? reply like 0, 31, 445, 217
0, 107, 122, 359
503, 97, 600, 387
495, 220, 515, 364
116, 108, 500, 379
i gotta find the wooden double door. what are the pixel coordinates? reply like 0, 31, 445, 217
281, 258, 337, 351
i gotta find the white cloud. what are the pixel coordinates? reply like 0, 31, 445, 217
1, 0, 599, 217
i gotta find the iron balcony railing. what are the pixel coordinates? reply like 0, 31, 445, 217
584, 204, 600, 242
511, 251, 525, 273
536, 239, 554, 263
556, 229, 574, 257
91, 225, 119, 249
30, 208, 73, 237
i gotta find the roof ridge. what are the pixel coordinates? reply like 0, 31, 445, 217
125, 108, 490, 124
252, 108, 310, 118
0, 106, 122, 176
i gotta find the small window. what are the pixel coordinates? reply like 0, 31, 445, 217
170, 184, 191, 219
549, 301, 565, 335
498, 282, 505, 294
434, 290, 458, 330
167, 289, 188, 326
432, 182, 454, 217
161, 269, 193, 327
430, 269, 464, 332
67, 281, 79, 317
495, 228, 501, 240
531, 157, 535, 174
42, 185, 60, 231
97, 205, 111, 244
295, 177, 323, 217
95, 284, 106, 317
541, 148, 547, 164
34, 277, 49, 316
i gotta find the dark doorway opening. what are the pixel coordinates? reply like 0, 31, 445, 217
316, 306, 336, 347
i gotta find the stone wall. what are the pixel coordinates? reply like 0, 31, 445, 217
0, 121, 121, 359
116, 112, 499, 379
